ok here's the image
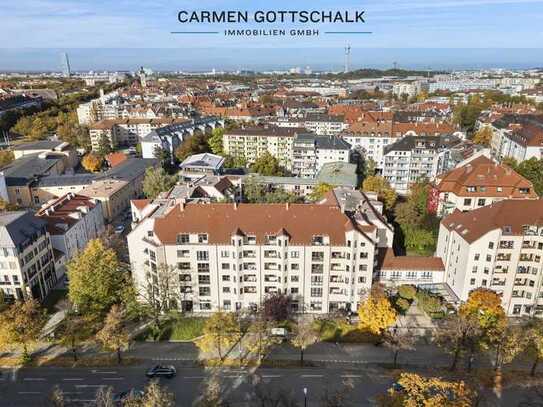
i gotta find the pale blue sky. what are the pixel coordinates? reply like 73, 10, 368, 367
1, 1, 543, 70
2, 0, 543, 48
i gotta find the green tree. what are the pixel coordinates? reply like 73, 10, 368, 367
142, 167, 177, 199
223, 154, 247, 169
243, 177, 302, 204
67, 239, 127, 317
96, 304, 129, 364
207, 128, 224, 155
515, 157, 543, 196
249, 152, 287, 176
175, 133, 210, 162
97, 134, 112, 157
196, 311, 240, 361
361, 175, 397, 210
0, 299, 46, 361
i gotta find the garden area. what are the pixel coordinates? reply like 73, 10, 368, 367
137, 316, 205, 342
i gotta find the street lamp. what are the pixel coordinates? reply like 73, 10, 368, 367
303, 387, 308, 407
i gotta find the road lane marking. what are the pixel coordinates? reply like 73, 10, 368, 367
18, 391, 42, 394
103, 377, 124, 381
341, 375, 362, 378
91, 370, 117, 374
184, 376, 205, 379
262, 375, 281, 378
62, 378, 84, 381
301, 375, 323, 378
76, 384, 106, 388
23, 378, 46, 381
62, 391, 82, 395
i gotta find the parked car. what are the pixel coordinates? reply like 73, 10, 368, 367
114, 224, 125, 234
145, 365, 176, 379
113, 388, 144, 404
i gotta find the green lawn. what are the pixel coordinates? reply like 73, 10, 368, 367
138, 317, 206, 341
312, 319, 379, 343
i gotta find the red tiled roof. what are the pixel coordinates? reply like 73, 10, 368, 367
377, 248, 444, 271
436, 155, 538, 199
442, 199, 543, 243
153, 203, 375, 246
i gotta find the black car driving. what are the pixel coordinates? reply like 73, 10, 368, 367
145, 365, 177, 378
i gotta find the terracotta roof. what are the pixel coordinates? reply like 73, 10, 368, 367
106, 152, 128, 168
442, 199, 543, 243
36, 194, 97, 235
377, 248, 445, 272
152, 203, 375, 246
436, 155, 538, 199
131, 199, 150, 211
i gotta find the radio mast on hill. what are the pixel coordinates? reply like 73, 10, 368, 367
344, 45, 351, 73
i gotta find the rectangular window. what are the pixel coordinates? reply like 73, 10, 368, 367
177, 234, 190, 244
199, 287, 210, 296
177, 250, 189, 258
197, 251, 209, 261
310, 287, 323, 297
198, 275, 210, 284
198, 234, 208, 243
197, 263, 210, 273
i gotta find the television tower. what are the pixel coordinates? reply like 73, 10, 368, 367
344, 45, 351, 73
61, 52, 71, 77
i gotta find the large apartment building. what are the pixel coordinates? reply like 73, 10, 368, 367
490, 114, 543, 162
436, 199, 543, 317
435, 155, 538, 215
223, 127, 351, 176
89, 118, 189, 151
36, 193, 105, 262
383, 135, 462, 194
292, 134, 351, 178
0, 211, 56, 302
222, 126, 304, 170
127, 189, 393, 314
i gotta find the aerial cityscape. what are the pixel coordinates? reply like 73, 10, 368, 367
3, 1, 543, 406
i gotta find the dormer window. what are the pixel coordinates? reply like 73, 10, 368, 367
312, 235, 324, 246
177, 234, 190, 244
466, 186, 476, 193
198, 233, 208, 243
265, 235, 277, 245
520, 188, 530, 194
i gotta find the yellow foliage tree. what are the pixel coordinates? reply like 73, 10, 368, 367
361, 175, 397, 210
459, 288, 506, 343
377, 373, 475, 407
472, 126, 493, 146
358, 290, 397, 336
96, 304, 129, 364
196, 311, 240, 361
81, 153, 103, 172
0, 299, 46, 360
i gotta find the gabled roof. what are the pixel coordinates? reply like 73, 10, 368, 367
153, 203, 372, 246
442, 199, 543, 243
436, 155, 537, 199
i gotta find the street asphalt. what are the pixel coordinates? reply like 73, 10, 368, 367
0, 364, 395, 406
